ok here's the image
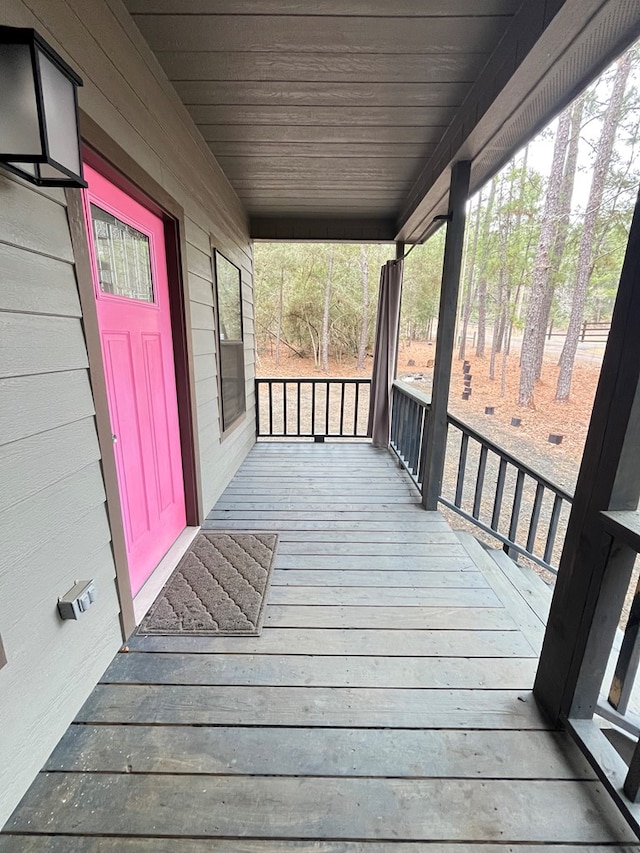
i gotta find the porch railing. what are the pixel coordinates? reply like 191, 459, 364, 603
255, 377, 370, 440
389, 381, 430, 486
390, 379, 573, 574
256, 375, 573, 573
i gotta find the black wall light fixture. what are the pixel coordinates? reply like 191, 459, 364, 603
0, 26, 87, 187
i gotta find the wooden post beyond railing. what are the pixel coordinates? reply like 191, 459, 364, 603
421, 160, 471, 510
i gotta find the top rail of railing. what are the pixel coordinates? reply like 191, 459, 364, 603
390, 379, 573, 573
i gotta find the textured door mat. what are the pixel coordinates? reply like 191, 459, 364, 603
137, 532, 278, 636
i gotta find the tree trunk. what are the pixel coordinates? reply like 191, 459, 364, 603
491, 173, 513, 380
357, 245, 369, 370
501, 317, 512, 397
489, 305, 504, 380
459, 190, 482, 361
556, 52, 632, 400
518, 103, 572, 406
476, 278, 487, 358
321, 246, 334, 373
533, 94, 585, 381
275, 266, 284, 365
475, 176, 497, 358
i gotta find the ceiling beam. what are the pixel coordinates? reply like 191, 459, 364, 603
250, 217, 396, 242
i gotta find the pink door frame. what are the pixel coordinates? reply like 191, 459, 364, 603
83, 163, 187, 597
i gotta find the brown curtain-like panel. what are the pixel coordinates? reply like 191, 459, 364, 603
367, 259, 404, 447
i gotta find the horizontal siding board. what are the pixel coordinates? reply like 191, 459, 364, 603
0, 175, 73, 262
189, 104, 453, 128
175, 80, 469, 107
193, 352, 217, 382
1, 509, 113, 647
0, 314, 88, 378
2, 463, 107, 572
0, 244, 80, 317
191, 328, 217, 356
186, 245, 213, 281
211, 141, 437, 158
184, 216, 210, 254
194, 376, 218, 407
216, 159, 422, 182
190, 301, 215, 330
202, 123, 457, 144
127, 1, 521, 16
187, 272, 214, 306
0, 371, 95, 446
133, 15, 512, 54
0, 417, 100, 512
156, 50, 494, 84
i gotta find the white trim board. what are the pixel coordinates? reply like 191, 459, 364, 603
133, 527, 200, 626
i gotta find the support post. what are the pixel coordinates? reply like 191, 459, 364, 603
393, 240, 405, 380
421, 161, 471, 510
534, 187, 640, 723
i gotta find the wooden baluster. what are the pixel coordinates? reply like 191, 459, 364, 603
491, 458, 507, 530
454, 431, 468, 508
526, 483, 545, 554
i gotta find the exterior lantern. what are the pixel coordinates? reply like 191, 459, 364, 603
0, 26, 87, 187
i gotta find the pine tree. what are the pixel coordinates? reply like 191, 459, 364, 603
556, 51, 633, 401
518, 104, 572, 407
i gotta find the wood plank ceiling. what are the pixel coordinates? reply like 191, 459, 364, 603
125, 1, 640, 241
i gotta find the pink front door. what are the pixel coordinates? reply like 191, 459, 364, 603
83, 165, 186, 597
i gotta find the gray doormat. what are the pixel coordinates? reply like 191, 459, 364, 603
137, 532, 278, 636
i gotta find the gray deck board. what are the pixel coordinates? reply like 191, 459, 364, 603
44, 725, 593, 778
75, 684, 547, 728
263, 604, 518, 629
270, 569, 488, 586
4, 775, 635, 843
3, 442, 637, 848
273, 555, 474, 569
265, 585, 501, 607
127, 626, 532, 655
2, 842, 639, 853
102, 652, 537, 688
2, 841, 638, 853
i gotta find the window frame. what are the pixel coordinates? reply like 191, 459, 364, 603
213, 248, 246, 436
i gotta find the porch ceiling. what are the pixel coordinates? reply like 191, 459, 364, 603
125, 0, 640, 242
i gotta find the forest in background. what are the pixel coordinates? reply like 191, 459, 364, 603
254, 46, 640, 406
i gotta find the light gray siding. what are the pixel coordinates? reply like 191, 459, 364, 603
0, 174, 124, 826
0, 0, 255, 826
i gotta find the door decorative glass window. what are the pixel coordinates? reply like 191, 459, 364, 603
90, 204, 154, 302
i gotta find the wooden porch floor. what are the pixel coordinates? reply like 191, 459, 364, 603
1, 442, 639, 851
